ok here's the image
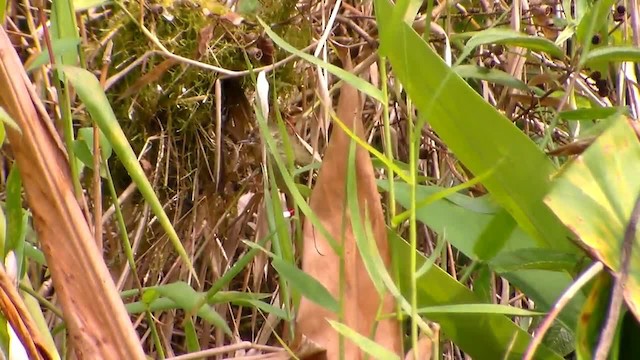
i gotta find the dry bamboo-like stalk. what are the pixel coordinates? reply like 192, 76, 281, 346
0, 28, 144, 359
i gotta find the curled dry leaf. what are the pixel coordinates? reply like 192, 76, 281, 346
295, 53, 402, 359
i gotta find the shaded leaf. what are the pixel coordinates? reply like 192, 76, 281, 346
454, 65, 530, 91
381, 181, 583, 330
392, 233, 563, 359
271, 258, 339, 313
457, 28, 564, 64
575, 271, 612, 359
491, 248, 585, 273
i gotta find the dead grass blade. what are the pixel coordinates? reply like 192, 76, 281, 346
0, 263, 53, 360
0, 27, 144, 358
296, 52, 402, 359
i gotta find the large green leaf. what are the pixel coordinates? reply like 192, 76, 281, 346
545, 116, 640, 320
374, 0, 573, 252
392, 234, 563, 360
382, 182, 584, 330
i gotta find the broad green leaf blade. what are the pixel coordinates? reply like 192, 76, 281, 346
457, 28, 564, 64
545, 116, 640, 320
374, 0, 572, 252
454, 65, 530, 92
328, 320, 401, 360
60, 65, 196, 279
381, 182, 583, 330
271, 257, 339, 313
392, 233, 563, 360
583, 46, 640, 66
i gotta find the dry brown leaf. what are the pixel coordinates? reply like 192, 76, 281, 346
0, 263, 53, 360
404, 336, 433, 360
295, 52, 402, 359
0, 28, 144, 358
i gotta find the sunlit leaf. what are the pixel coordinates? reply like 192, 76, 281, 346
545, 116, 640, 320
583, 46, 640, 66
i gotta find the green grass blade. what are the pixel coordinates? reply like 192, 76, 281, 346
328, 320, 401, 360
59, 65, 197, 279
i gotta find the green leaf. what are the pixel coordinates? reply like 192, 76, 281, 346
473, 209, 517, 261
375, 0, 573, 253
73, 127, 113, 177
155, 282, 231, 336
25, 38, 81, 72
457, 28, 564, 64
271, 257, 339, 313
583, 46, 640, 65
454, 65, 530, 91
545, 115, 640, 319
50, 1, 79, 67
491, 248, 586, 273
381, 181, 583, 330
60, 65, 197, 279
559, 107, 628, 121
5, 165, 26, 262
576, 0, 615, 57
0, 0, 7, 23
73, 0, 111, 11
328, 320, 401, 360
258, 18, 383, 103
184, 318, 200, 353
392, 234, 563, 359
415, 304, 544, 316
575, 271, 612, 359
0, 106, 21, 134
